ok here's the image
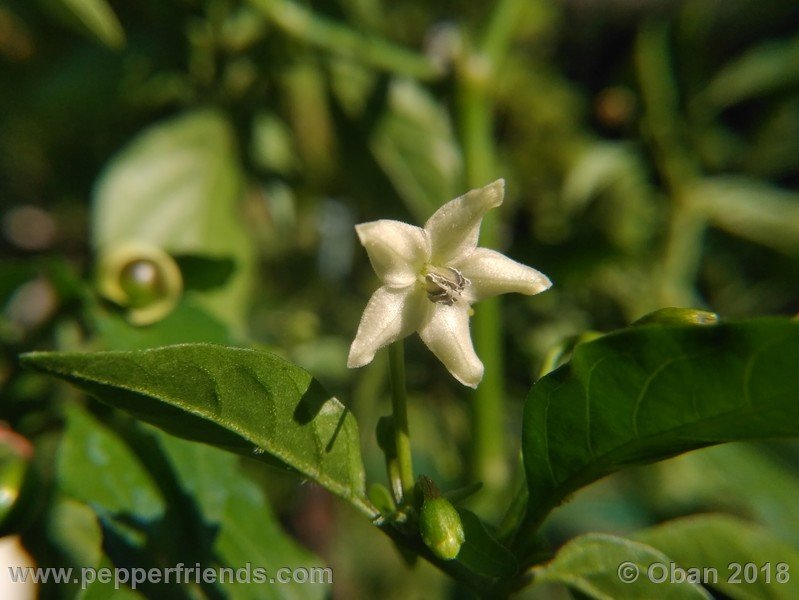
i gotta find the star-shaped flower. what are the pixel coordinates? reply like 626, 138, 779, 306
348, 179, 552, 388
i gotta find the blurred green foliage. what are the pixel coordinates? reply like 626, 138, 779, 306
2, 0, 799, 597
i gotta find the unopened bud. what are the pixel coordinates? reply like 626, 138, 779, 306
417, 477, 465, 560
633, 307, 718, 327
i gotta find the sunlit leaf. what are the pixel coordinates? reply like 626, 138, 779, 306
521, 318, 799, 536
23, 345, 374, 518
54, 0, 125, 48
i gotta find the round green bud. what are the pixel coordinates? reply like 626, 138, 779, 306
118, 259, 168, 308
96, 242, 182, 326
419, 497, 465, 560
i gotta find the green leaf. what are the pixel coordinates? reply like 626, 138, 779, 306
79, 556, 147, 600
688, 177, 799, 256
651, 444, 799, 548
701, 33, 799, 113
47, 496, 103, 569
154, 430, 238, 523
635, 514, 799, 600
45, 496, 146, 599
90, 301, 232, 351
58, 404, 165, 520
54, 0, 125, 48
92, 110, 255, 332
23, 345, 374, 518
532, 533, 710, 599
521, 318, 799, 535
561, 142, 656, 251
154, 431, 328, 600
215, 478, 329, 599
455, 508, 517, 579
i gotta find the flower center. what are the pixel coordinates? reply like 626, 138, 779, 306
422, 266, 470, 305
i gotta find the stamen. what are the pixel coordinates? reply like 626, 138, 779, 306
424, 266, 470, 305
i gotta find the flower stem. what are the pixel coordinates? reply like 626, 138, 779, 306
388, 341, 414, 503
634, 19, 705, 308
248, 0, 442, 81
455, 8, 516, 499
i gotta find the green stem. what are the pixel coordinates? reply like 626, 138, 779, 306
481, 0, 529, 64
248, 0, 442, 80
635, 19, 706, 308
388, 341, 414, 503
453, 0, 531, 500
659, 207, 705, 306
455, 29, 507, 498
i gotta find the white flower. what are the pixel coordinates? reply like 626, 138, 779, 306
347, 179, 552, 388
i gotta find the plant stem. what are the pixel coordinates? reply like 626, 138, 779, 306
248, 0, 442, 80
457, 66, 508, 495
388, 341, 414, 503
481, 0, 529, 64
635, 19, 706, 308
455, 1, 528, 498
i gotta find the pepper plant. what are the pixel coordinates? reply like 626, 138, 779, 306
3, 0, 799, 598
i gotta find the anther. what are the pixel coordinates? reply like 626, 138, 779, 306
424, 267, 469, 305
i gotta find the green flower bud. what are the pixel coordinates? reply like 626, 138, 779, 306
417, 477, 465, 560
118, 259, 169, 308
96, 242, 182, 326
420, 498, 465, 560
633, 307, 719, 327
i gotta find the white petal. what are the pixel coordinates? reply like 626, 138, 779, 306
355, 220, 430, 287
424, 179, 504, 265
453, 247, 552, 302
418, 302, 484, 388
348, 285, 426, 368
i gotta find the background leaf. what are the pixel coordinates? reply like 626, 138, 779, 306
532, 533, 710, 599
635, 514, 799, 600
454, 508, 517, 579
154, 431, 328, 600
646, 443, 799, 548
688, 177, 799, 256
700, 33, 799, 113
92, 110, 256, 332
53, 0, 125, 48
23, 345, 374, 517
50, 403, 326, 598
58, 404, 164, 521
521, 318, 799, 537
370, 79, 462, 222
90, 302, 232, 351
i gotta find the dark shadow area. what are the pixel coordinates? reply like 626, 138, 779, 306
174, 255, 236, 292
292, 378, 333, 425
